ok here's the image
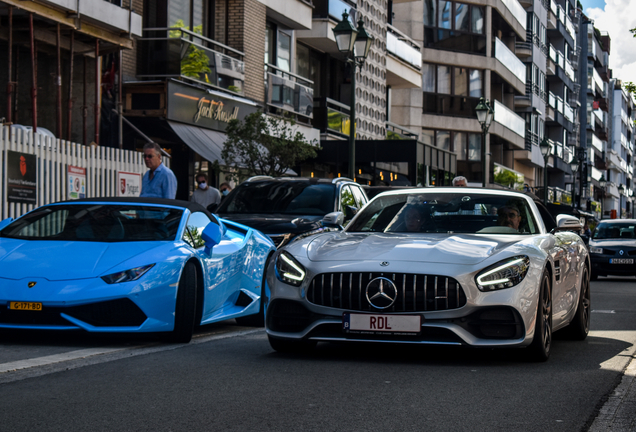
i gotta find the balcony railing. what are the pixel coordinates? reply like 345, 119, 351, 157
537, 186, 573, 205
494, 38, 526, 83
591, 132, 603, 152
313, 97, 351, 136
564, 102, 574, 123
265, 64, 314, 119
386, 121, 418, 140
494, 100, 525, 138
592, 67, 604, 94
501, 0, 527, 31
549, 44, 565, 70
386, 25, 421, 69
138, 27, 245, 95
564, 60, 574, 81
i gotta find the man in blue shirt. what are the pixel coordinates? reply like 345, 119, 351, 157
140, 143, 177, 199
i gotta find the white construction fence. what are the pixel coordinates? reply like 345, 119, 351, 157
0, 126, 166, 220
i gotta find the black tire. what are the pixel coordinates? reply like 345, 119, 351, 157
564, 266, 591, 340
235, 254, 272, 327
164, 262, 197, 343
268, 335, 316, 353
528, 269, 552, 362
590, 272, 598, 281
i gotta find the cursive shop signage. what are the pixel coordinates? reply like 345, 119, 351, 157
167, 81, 257, 131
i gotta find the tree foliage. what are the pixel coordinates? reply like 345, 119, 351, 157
221, 112, 320, 179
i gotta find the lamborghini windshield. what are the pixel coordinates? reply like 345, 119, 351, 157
346, 192, 539, 235
0, 204, 184, 242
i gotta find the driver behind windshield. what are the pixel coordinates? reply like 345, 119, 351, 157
497, 205, 521, 230
404, 206, 425, 232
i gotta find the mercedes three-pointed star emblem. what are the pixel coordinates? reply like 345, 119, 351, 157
365, 277, 398, 309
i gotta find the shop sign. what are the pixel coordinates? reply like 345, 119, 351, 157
67, 166, 86, 200
167, 81, 258, 131
117, 171, 142, 197
7, 151, 37, 204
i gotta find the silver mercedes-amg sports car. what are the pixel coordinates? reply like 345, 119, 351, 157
265, 188, 590, 361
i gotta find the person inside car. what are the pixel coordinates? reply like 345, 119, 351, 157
497, 205, 521, 231
404, 206, 425, 232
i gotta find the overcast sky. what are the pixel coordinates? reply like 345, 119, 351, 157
579, 0, 636, 90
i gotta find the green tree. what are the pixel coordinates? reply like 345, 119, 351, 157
221, 112, 320, 179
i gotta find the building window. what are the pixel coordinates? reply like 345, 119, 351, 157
424, 0, 486, 54
423, 62, 483, 117
265, 22, 291, 72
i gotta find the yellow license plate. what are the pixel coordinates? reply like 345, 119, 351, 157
9, 302, 43, 311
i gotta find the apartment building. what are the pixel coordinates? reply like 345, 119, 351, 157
607, 79, 634, 218
0, 0, 142, 144
541, 0, 578, 205
577, 13, 611, 219
117, 0, 458, 198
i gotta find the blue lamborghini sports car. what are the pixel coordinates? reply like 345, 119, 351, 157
0, 198, 275, 342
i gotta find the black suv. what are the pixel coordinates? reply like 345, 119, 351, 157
214, 177, 368, 248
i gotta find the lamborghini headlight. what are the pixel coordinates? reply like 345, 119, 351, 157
275, 251, 306, 287
101, 264, 155, 284
589, 246, 602, 254
475, 256, 530, 291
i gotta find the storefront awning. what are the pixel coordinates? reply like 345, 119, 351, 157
167, 121, 226, 164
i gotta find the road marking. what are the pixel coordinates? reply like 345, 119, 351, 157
0, 347, 129, 374
592, 310, 616, 314
0, 328, 265, 375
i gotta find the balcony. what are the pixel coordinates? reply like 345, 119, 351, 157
494, 100, 525, 139
313, 97, 351, 137
259, 0, 313, 30
386, 25, 422, 89
297, 0, 357, 54
265, 64, 314, 119
537, 186, 573, 205
592, 67, 605, 95
500, 0, 527, 32
138, 28, 245, 95
515, 41, 533, 58
494, 38, 526, 84
386, 122, 419, 140
591, 132, 604, 152
43, 0, 142, 36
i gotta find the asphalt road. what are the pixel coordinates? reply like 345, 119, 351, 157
0, 277, 635, 432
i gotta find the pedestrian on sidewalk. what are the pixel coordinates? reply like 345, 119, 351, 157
191, 173, 221, 209
140, 143, 177, 199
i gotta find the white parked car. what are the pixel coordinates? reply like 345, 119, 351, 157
265, 188, 591, 361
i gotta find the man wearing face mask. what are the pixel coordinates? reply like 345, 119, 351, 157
190, 173, 221, 208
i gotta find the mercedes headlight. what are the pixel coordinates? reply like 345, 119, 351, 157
275, 252, 306, 287
101, 264, 155, 284
475, 256, 530, 291
589, 246, 602, 254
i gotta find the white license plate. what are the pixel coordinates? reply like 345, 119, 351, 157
343, 313, 421, 334
610, 258, 634, 264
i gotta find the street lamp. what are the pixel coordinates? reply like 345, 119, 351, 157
475, 97, 494, 187
333, 12, 373, 180
599, 175, 606, 219
570, 155, 579, 208
619, 184, 625, 218
540, 137, 551, 205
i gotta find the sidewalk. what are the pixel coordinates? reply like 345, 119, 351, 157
588, 353, 636, 431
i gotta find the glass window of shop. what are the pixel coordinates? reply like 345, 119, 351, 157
424, 128, 481, 183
